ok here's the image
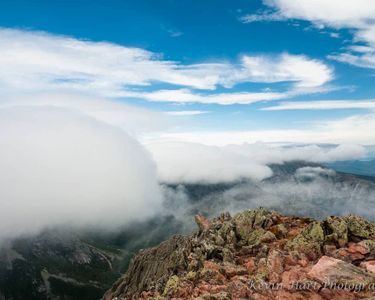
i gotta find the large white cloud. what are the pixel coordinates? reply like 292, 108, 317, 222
0, 29, 333, 104
0, 106, 162, 240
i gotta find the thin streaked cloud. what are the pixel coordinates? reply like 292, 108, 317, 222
262, 100, 375, 111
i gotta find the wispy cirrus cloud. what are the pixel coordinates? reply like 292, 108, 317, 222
242, 0, 375, 70
262, 100, 375, 111
124, 88, 288, 105
243, 0, 375, 28
0, 28, 333, 104
240, 12, 285, 23
166, 110, 209, 116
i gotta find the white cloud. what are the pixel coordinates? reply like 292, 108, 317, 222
146, 141, 272, 183
330, 24, 375, 68
150, 113, 375, 145
0, 106, 163, 240
236, 54, 333, 89
295, 166, 336, 179
261, 0, 375, 28
123, 63, 334, 105
262, 100, 375, 110
244, 0, 375, 69
224, 143, 366, 164
0, 28, 219, 92
0, 93, 170, 135
145, 141, 365, 183
330, 51, 375, 69
240, 12, 285, 23
0, 93, 173, 136
0, 29, 333, 104
125, 88, 287, 105
166, 110, 209, 116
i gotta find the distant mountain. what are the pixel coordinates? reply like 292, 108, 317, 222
0, 217, 182, 300
324, 159, 375, 178
165, 161, 375, 222
0, 230, 125, 300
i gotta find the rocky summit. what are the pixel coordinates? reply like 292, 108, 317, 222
102, 208, 375, 300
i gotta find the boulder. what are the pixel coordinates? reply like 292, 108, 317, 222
286, 222, 325, 260
361, 261, 375, 274
308, 256, 375, 287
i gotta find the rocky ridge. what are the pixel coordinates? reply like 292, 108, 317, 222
102, 208, 375, 300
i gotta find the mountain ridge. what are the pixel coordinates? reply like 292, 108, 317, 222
102, 208, 375, 300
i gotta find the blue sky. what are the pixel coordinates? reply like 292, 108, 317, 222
0, 0, 374, 146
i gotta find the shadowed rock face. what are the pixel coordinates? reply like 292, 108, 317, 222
102, 236, 192, 299
102, 208, 375, 300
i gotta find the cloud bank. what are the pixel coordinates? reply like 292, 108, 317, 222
145, 141, 366, 183
0, 106, 162, 240
162, 164, 375, 229
0, 93, 169, 135
146, 141, 273, 183
153, 113, 375, 145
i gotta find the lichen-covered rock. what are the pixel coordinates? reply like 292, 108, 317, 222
246, 228, 276, 246
286, 222, 325, 260
270, 223, 288, 239
324, 216, 349, 247
360, 240, 375, 257
162, 275, 180, 296
345, 215, 375, 241
233, 208, 275, 241
102, 209, 375, 300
